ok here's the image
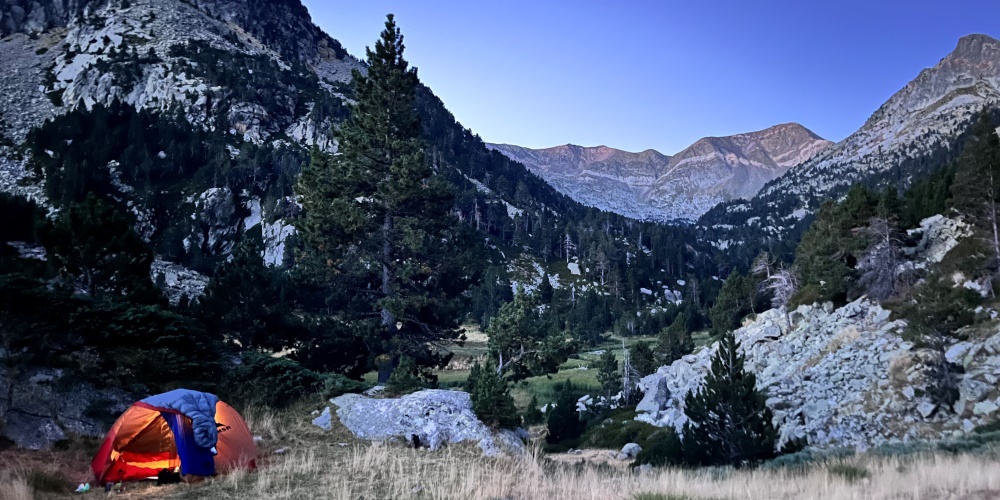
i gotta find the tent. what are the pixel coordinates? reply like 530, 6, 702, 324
92, 389, 257, 483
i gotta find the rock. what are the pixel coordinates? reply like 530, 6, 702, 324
311, 407, 332, 431
616, 443, 642, 460
917, 401, 937, 419
973, 401, 999, 416
329, 390, 525, 456
946, 342, 973, 365
963, 419, 976, 433
902, 387, 915, 400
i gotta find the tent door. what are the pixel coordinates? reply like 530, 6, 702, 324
161, 412, 216, 476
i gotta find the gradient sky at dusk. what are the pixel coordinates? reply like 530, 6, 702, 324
303, 1, 1000, 154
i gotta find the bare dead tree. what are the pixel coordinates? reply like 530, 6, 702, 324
596, 251, 610, 286
563, 233, 576, 264
854, 217, 904, 301
760, 266, 798, 331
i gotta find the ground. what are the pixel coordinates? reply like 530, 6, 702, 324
4, 404, 1000, 500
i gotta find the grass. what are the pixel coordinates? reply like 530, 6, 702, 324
4, 400, 1000, 499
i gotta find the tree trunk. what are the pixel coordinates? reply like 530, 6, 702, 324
381, 211, 397, 336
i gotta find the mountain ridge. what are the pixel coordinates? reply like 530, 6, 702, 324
488, 122, 831, 222
699, 33, 1000, 261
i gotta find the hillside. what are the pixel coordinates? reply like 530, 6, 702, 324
488, 123, 831, 222
0, 0, 708, 302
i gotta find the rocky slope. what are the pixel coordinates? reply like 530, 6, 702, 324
703, 34, 1000, 242
638, 215, 1000, 450
489, 123, 830, 222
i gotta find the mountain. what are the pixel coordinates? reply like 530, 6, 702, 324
488, 123, 830, 222
701, 34, 1000, 258
0, 0, 708, 308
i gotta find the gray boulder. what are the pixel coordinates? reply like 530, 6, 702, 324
323, 389, 525, 457
616, 442, 641, 460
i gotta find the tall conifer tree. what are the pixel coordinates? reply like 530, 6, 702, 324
296, 14, 475, 380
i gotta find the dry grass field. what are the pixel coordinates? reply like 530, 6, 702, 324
3, 405, 1000, 500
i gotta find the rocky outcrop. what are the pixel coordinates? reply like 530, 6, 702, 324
1, 0, 105, 36
903, 214, 972, 265
637, 299, 1000, 450
319, 390, 526, 457
151, 259, 209, 304
0, 366, 132, 450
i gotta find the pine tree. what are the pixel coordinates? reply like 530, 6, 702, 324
950, 112, 1000, 276
38, 193, 156, 301
523, 394, 544, 425
295, 15, 477, 380
681, 331, 778, 467
470, 358, 521, 429
710, 270, 756, 335
596, 349, 620, 401
629, 340, 658, 377
487, 290, 574, 380
657, 313, 693, 365
201, 231, 301, 351
384, 356, 424, 395
546, 380, 584, 444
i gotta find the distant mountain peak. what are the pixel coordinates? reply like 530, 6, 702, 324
487, 124, 830, 222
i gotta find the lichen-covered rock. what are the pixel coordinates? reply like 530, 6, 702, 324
324, 389, 525, 457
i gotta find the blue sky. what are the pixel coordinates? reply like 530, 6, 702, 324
303, 1, 1000, 155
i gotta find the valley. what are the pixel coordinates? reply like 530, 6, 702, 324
1, 1, 1000, 500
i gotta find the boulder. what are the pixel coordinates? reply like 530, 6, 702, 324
616, 442, 642, 460
325, 390, 525, 457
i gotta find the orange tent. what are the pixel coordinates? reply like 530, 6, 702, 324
92, 390, 257, 483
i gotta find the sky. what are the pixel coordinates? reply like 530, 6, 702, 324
303, 1, 1000, 155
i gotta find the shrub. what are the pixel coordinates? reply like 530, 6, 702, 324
27, 469, 69, 494
470, 360, 521, 429
523, 394, 544, 426
546, 381, 584, 445
225, 352, 323, 408
384, 356, 426, 396
828, 463, 871, 483
581, 409, 657, 449
632, 429, 683, 467
322, 373, 366, 399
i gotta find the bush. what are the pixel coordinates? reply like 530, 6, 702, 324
523, 394, 544, 426
581, 409, 657, 449
828, 463, 871, 482
27, 469, 70, 494
322, 373, 366, 399
225, 352, 323, 408
632, 429, 683, 467
546, 381, 584, 445
469, 361, 521, 429
385, 356, 426, 396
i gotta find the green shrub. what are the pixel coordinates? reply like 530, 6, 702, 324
385, 356, 426, 396
546, 380, 584, 445
226, 352, 323, 408
632, 429, 683, 467
322, 373, 366, 399
523, 394, 544, 426
470, 360, 521, 429
828, 463, 870, 482
581, 409, 657, 449
974, 420, 1000, 434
